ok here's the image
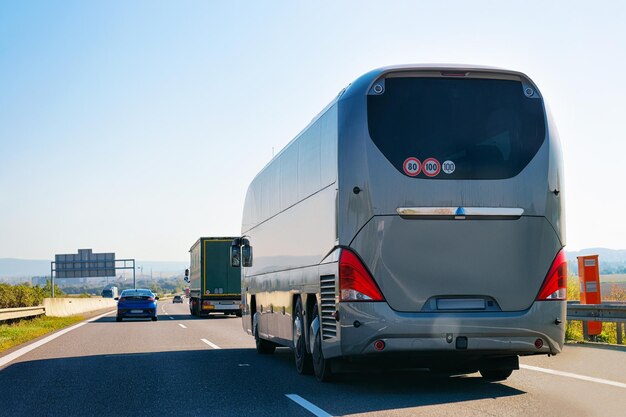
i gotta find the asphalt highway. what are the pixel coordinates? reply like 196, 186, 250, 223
1, 302, 625, 417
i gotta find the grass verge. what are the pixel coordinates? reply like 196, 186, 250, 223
0, 315, 85, 353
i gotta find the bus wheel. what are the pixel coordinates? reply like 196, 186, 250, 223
255, 323, 276, 354
479, 369, 513, 381
311, 301, 333, 382
293, 298, 313, 375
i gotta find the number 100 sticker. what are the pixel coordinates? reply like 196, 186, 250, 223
422, 158, 441, 177
403, 157, 421, 176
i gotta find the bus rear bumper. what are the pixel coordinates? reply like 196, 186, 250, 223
333, 301, 566, 359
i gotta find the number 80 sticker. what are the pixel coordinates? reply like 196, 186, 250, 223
403, 157, 421, 176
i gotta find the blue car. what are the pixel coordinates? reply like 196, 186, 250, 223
115, 289, 159, 322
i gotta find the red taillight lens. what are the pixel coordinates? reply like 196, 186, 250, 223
536, 250, 568, 301
147, 297, 155, 302
118, 297, 125, 302
339, 249, 384, 302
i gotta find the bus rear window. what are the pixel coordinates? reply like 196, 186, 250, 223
367, 77, 546, 179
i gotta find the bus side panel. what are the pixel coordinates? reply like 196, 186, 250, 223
244, 186, 336, 343
242, 104, 339, 344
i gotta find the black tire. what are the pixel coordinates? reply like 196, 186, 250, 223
479, 369, 513, 381
152, 316, 158, 322
293, 298, 313, 375
235, 311, 242, 318
311, 301, 333, 382
255, 323, 276, 354
116, 316, 122, 322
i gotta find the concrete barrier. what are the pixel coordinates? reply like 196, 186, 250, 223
43, 297, 116, 317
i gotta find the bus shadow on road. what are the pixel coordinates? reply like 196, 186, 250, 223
0, 347, 526, 417
268, 348, 526, 415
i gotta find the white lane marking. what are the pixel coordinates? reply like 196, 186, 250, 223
0, 310, 116, 369
286, 394, 333, 417
169, 317, 174, 320
178, 324, 187, 329
200, 338, 221, 349
520, 364, 626, 389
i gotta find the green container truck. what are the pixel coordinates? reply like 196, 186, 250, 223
187, 237, 241, 317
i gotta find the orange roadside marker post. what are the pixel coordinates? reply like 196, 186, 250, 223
577, 255, 602, 339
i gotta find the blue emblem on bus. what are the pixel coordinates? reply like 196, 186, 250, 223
455, 207, 466, 216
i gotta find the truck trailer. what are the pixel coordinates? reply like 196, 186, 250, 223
188, 237, 242, 317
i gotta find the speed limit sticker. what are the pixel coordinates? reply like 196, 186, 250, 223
403, 157, 421, 176
442, 160, 455, 174
422, 158, 441, 177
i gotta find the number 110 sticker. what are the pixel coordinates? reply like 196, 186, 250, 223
403, 157, 421, 176
422, 158, 441, 177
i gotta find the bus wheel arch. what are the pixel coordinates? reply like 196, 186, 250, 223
304, 293, 317, 354
250, 295, 257, 330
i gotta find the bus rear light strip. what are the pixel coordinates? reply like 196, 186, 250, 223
397, 207, 524, 218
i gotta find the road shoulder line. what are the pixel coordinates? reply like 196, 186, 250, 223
520, 364, 626, 389
0, 310, 115, 369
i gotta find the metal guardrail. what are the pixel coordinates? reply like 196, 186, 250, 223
567, 303, 626, 322
0, 306, 45, 322
567, 302, 626, 344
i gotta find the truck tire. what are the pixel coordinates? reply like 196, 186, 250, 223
311, 300, 333, 382
293, 298, 313, 375
255, 323, 276, 354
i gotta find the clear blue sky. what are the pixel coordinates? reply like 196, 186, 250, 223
1, 1, 625, 260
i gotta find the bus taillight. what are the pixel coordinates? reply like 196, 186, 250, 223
339, 249, 384, 302
536, 250, 567, 301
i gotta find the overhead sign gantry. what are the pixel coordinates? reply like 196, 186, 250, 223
50, 249, 136, 297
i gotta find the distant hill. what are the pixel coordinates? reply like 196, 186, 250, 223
566, 248, 626, 275
0, 258, 51, 278
566, 248, 626, 263
0, 258, 188, 281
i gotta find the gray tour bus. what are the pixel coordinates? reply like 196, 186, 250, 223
232, 64, 566, 382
